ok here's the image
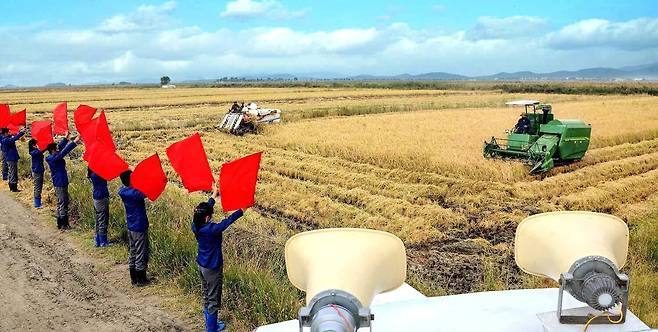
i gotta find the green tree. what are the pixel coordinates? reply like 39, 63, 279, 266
160, 76, 171, 86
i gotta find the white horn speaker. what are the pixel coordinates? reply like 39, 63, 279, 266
515, 211, 630, 324
285, 228, 407, 332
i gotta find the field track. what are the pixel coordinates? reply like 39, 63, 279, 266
0, 190, 190, 331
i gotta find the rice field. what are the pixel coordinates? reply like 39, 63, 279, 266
3, 85, 657, 329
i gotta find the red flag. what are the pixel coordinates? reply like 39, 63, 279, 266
31, 121, 54, 151
219, 152, 262, 212
79, 117, 99, 161
94, 111, 116, 151
7, 124, 20, 135
132, 154, 168, 201
79, 117, 98, 144
87, 142, 128, 181
0, 104, 9, 128
166, 133, 214, 192
74, 104, 96, 131
10, 109, 26, 126
53, 102, 69, 135
81, 111, 116, 161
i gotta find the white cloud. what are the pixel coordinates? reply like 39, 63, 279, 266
467, 16, 548, 40
546, 18, 658, 50
98, 1, 177, 33
432, 4, 446, 13
2, 8, 658, 86
220, 0, 307, 20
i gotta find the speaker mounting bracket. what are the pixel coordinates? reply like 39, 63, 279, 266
298, 289, 373, 332
557, 271, 629, 324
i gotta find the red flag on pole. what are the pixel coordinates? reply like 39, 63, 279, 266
94, 111, 116, 151
53, 102, 69, 135
81, 111, 116, 161
132, 154, 168, 201
166, 132, 214, 192
9, 109, 26, 126
0, 104, 9, 128
79, 117, 99, 161
8, 125, 20, 135
87, 142, 128, 181
219, 152, 262, 212
31, 121, 55, 151
74, 104, 96, 131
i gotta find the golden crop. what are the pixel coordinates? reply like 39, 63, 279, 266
5, 85, 657, 327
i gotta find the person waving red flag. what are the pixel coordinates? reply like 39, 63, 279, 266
219, 152, 262, 212
166, 133, 214, 192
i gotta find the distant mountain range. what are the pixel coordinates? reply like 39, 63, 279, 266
347, 62, 658, 81
28, 62, 658, 88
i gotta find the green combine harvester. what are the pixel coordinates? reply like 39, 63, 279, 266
483, 100, 592, 174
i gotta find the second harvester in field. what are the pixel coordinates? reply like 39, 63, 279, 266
218, 102, 281, 135
483, 100, 592, 174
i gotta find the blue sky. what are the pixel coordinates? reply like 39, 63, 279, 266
1, 0, 657, 85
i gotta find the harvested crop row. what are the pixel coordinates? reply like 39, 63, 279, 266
516, 152, 658, 198
556, 168, 658, 212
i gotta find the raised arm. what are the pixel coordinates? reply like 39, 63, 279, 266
8, 130, 25, 143
53, 141, 77, 161
57, 138, 69, 151
208, 209, 244, 234
207, 186, 220, 207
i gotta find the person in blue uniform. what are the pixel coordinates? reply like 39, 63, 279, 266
88, 168, 111, 247
118, 169, 151, 286
192, 187, 246, 332
0, 130, 7, 181
45, 133, 80, 230
1, 127, 26, 192
28, 139, 45, 208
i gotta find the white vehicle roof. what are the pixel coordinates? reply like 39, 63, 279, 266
506, 100, 541, 106
256, 288, 649, 332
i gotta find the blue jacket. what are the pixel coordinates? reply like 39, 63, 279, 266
46, 139, 77, 187
29, 148, 45, 174
89, 171, 109, 200
192, 198, 244, 269
1, 131, 25, 161
118, 186, 149, 232
46, 138, 77, 187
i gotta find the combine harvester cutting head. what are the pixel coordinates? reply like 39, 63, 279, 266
219, 102, 281, 135
483, 100, 591, 174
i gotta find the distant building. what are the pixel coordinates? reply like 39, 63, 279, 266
161, 84, 176, 89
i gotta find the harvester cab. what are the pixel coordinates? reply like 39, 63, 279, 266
483, 100, 591, 174
218, 102, 282, 135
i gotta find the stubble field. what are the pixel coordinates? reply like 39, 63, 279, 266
3, 85, 657, 329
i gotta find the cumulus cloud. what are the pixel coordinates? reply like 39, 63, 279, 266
2, 5, 658, 86
220, 0, 307, 20
546, 18, 658, 50
466, 16, 548, 40
98, 1, 177, 33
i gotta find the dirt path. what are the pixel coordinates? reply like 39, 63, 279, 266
0, 190, 191, 331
